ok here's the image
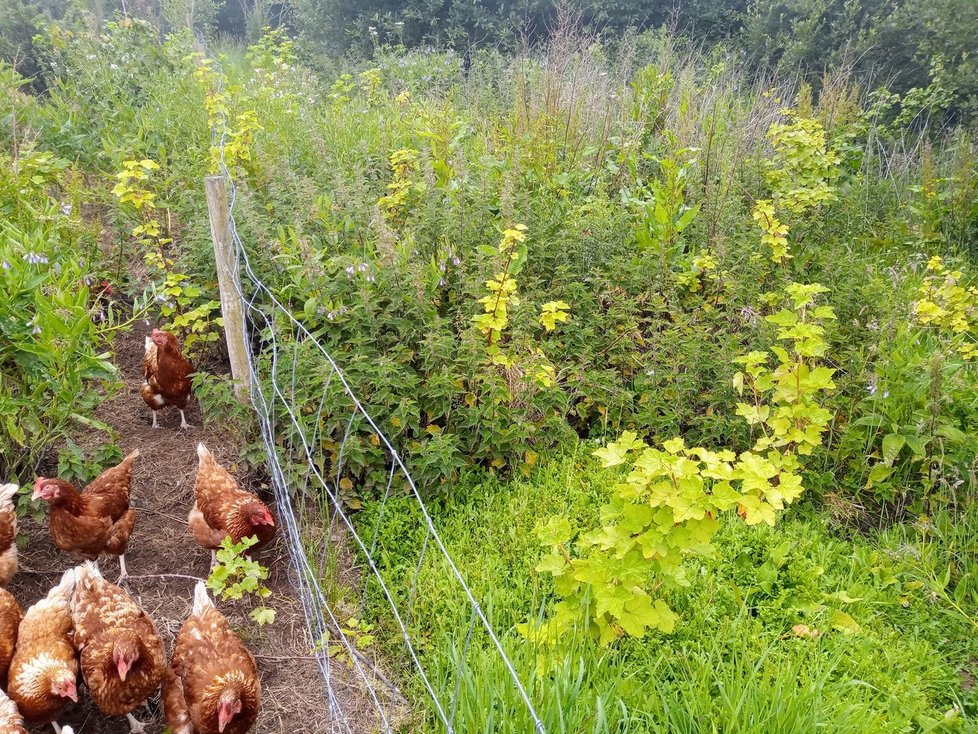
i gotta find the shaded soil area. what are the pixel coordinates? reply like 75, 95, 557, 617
9, 324, 384, 733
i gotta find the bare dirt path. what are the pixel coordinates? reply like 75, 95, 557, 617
10, 325, 381, 733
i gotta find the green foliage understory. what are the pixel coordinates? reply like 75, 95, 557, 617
1, 15, 977, 734
360, 455, 977, 732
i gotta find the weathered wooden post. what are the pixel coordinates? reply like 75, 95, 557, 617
205, 174, 251, 402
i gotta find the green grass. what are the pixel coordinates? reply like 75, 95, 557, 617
360, 449, 977, 732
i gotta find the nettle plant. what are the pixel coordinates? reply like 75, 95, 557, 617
521, 283, 836, 661
112, 157, 222, 352
753, 109, 840, 262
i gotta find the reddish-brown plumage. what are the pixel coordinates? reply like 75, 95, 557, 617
189, 443, 276, 551
72, 562, 166, 718
163, 583, 260, 734
33, 451, 139, 561
0, 688, 29, 734
8, 569, 79, 725
142, 328, 194, 423
0, 484, 19, 585
0, 587, 23, 687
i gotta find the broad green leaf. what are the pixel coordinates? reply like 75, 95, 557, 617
882, 433, 906, 466
662, 436, 685, 454
737, 494, 777, 526
865, 463, 894, 488
535, 551, 568, 576
533, 517, 573, 546
829, 609, 861, 634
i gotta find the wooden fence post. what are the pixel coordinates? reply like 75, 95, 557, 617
205, 174, 251, 402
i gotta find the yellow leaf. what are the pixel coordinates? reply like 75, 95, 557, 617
791, 623, 818, 639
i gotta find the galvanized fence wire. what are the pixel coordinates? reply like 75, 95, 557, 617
198, 38, 546, 734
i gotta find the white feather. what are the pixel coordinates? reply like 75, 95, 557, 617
196, 442, 212, 463
51, 567, 76, 599
192, 581, 213, 616
0, 483, 18, 510
73, 561, 101, 593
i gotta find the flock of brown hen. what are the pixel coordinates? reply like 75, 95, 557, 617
0, 329, 278, 734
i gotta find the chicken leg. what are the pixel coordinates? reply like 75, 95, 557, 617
126, 713, 148, 734
151, 410, 158, 429
179, 409, 190, 430
118, 553, 129, 583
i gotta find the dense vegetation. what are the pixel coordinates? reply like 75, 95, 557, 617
4, 0, 978, 122
1, 4, 977, 732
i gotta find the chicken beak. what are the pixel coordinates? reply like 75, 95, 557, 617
117, 659, 130, 682
218, 705, 232, 732
31, 478, 44, 501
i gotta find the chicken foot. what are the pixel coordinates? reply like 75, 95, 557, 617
126, 712, 149, 734
179, 409, 190, 430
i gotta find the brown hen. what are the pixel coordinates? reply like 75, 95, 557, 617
8, 569, 78, 726
142, 328, 194, 430
0, 587, 22, 688
72, 562, 166, 734
190, 443, 275, 561
0, 687, 28, 734
0, 483, 19, 585
163, 582, 260, 734
34, 449, 139, 580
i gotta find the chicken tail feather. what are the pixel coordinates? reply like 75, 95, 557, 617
51, 567, 77, 600
0, 483, 18, 510
192, 581, 214, 617
196, 442, 213, 465
74, 560, 103, 590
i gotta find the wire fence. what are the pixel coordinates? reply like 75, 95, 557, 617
199, 39, 545, 734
